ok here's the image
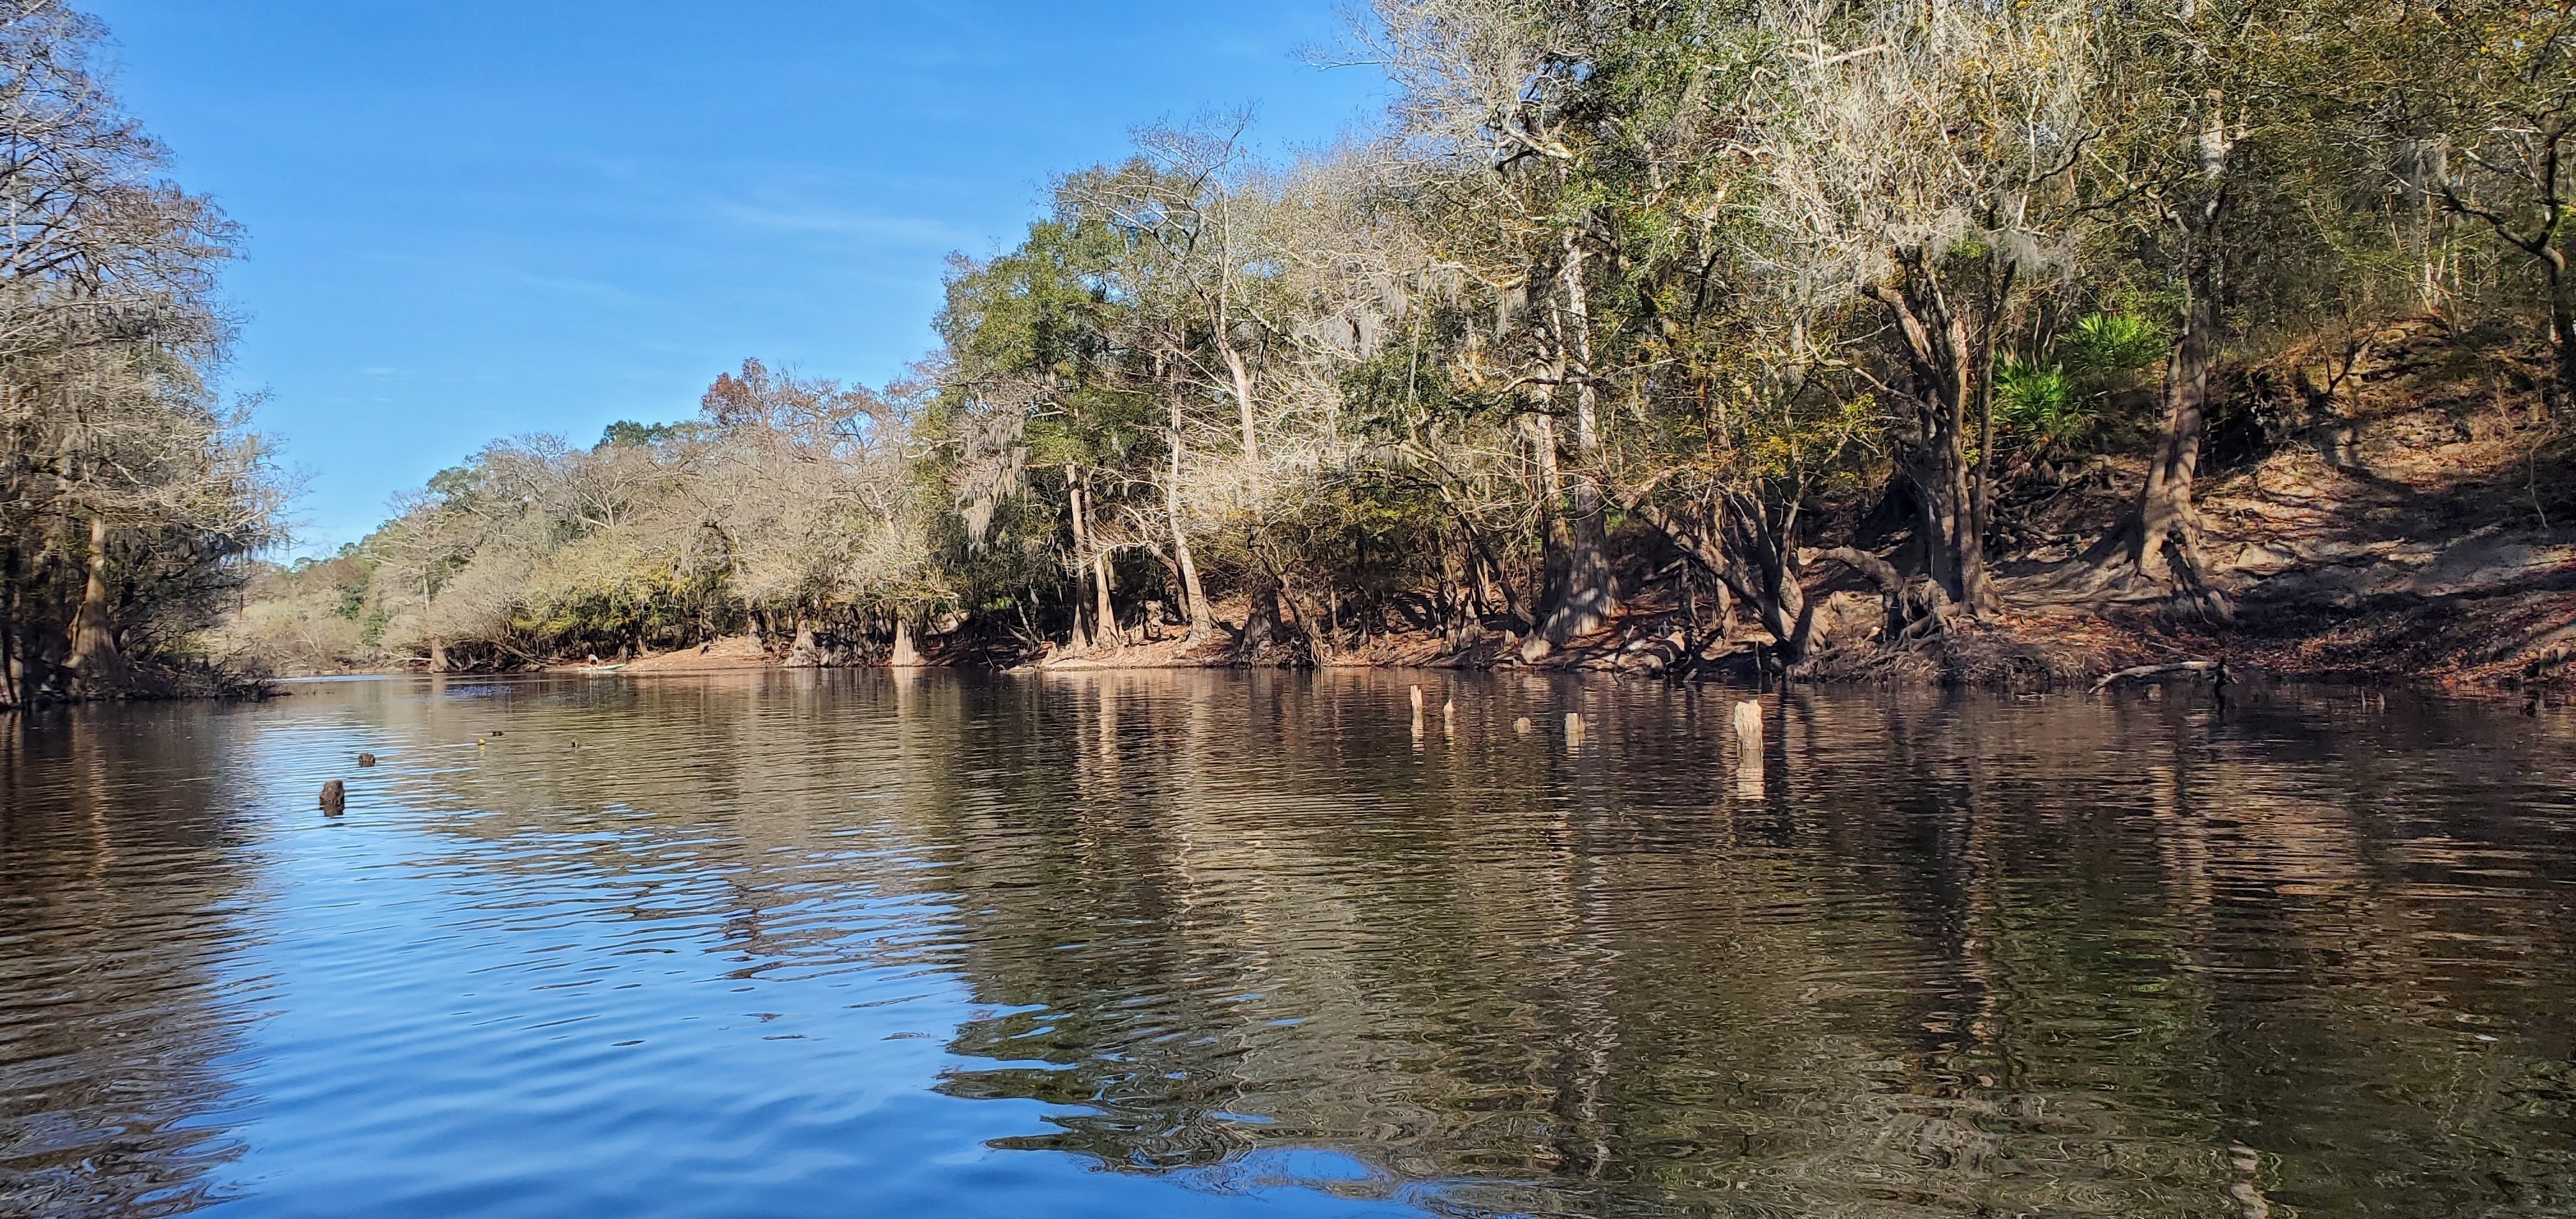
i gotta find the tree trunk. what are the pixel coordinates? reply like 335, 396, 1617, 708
1545, 230, 1618, 643
2135, 88, 2234, 592
1864, 256, 1998, 618
1433, 482, 1522, 629
2548, 249, 2574, 415
1274, 571, 1329, 664
888, 615, 921, 668
1234, 579, 1280, 663
1616, 492, 1814, 667
429, 637, 449, 673
1438, 544, 1469, 650
1168, 432, 1211, 640
1480, 553, 1519, 628
66, 514, 124, 689
785, 622, 822, 667
1528, 413, 1573, 618
1940, 309, 1995, 617
1220, 341, 1259, 465
1, 567, 19, 711
1093, 551, 1117, 647
1903, 369, 1990, 615
1970, 259, 2016, 606
1753, 566, 1811, 669
2137, 284, 2216, 584
1066, 466, 1094, 650
1902, 451, 1977, 608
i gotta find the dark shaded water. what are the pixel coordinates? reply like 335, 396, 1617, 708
4, 672, 2575, 1218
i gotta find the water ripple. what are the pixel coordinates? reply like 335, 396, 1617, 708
3, 674, 2573, 1216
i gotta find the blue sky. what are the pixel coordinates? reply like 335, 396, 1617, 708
82, 1, 1387, 552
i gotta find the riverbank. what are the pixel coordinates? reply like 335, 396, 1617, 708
976, 374, 2576, 696
216, 328, 2573, 699
203, 317, 2570, 700
237, 586, 2562, 698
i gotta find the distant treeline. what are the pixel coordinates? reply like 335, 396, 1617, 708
142, 2, 2576, 678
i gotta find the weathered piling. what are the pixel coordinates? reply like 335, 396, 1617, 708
1733, 700, 1763, 798
319, 779, 346, 815
356, 753, 376, 767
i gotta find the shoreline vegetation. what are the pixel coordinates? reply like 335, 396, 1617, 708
1, 3, 280, 710
8, 3, 2572, 708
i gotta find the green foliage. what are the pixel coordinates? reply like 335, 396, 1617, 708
424, 464, 480, 503
513, 563, 738, 654
597, 420, 689, 449
2064, 313, 2168, 379
1998, 314, 2169, 453
1995, 358, 2086, 446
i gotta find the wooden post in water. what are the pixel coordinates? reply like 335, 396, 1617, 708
1409, 685, 1425, 742
1733, 700, 1764, 798
319, 780, 346, 816
1565, 711, 1584, 746
356, 753, 376, 767
1441, 698, 1455, 737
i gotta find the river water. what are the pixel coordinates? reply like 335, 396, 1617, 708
3, 672, 2572, 1218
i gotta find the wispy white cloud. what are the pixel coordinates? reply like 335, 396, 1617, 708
710, 200, 979, 248
508, 272, 657, 307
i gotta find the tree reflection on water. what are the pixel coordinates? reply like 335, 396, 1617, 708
912, 675, 2576, 1216
0, 708, 266, 1218
4, 673, 2570, 1218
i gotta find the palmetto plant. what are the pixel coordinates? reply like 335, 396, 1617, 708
1997, 313, 2168, 455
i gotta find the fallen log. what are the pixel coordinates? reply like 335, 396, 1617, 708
2093, 659, 2228, 693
